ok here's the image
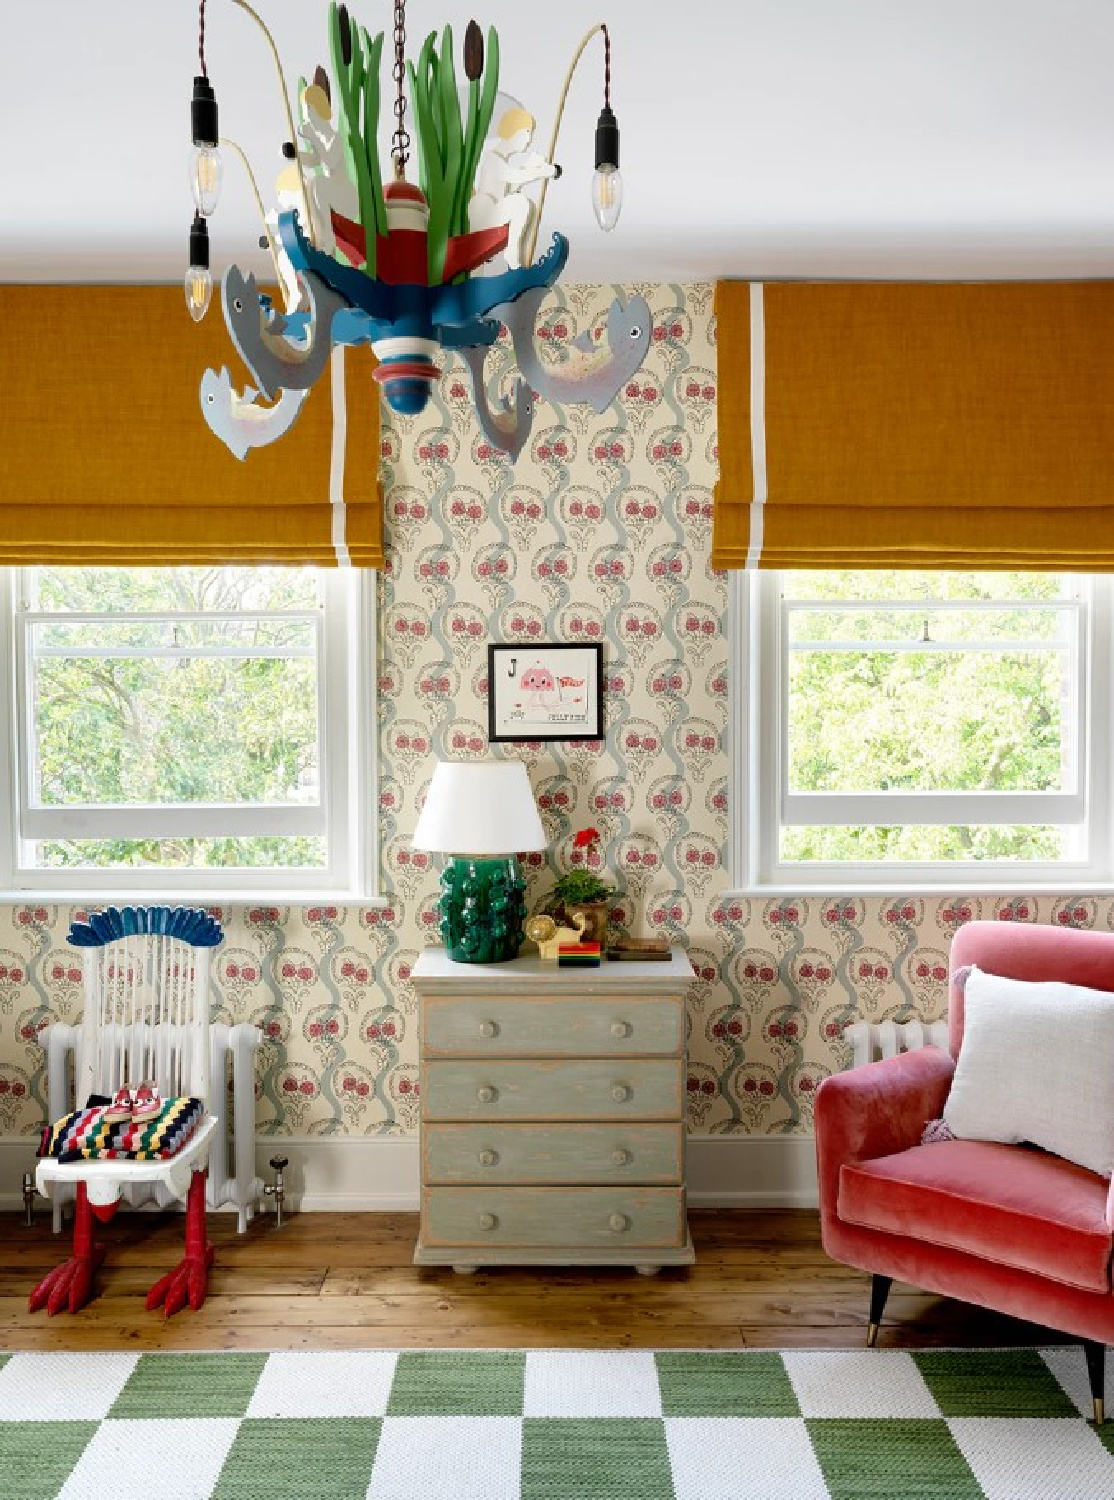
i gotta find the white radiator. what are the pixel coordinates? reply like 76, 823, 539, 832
41, 1020, 263, 1233
844, 1017, 950, 1070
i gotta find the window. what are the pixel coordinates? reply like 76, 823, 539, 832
0, 566, 374, 894
739, 570, 1112, 886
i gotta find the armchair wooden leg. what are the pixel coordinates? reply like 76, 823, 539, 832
866, 1274, 892, 1348
1084, 1340, 1105, 1425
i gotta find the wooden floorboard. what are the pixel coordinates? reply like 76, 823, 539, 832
0, 1208, 1075, 1353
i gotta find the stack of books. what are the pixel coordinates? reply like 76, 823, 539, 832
605, 936, 671, 962
558, 940, 602, 968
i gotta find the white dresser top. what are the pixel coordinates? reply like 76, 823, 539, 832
412, 947, 694, 991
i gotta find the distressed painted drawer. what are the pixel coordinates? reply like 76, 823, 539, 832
422, 1058, 682, 1122
411, 948, 695, 1270
422, 996, 682, 1058
422, 1186, 686, 1249
423, 1122, 683, 1185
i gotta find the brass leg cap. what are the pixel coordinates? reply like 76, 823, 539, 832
866, 1322, 879, 1348
1094, 1397, 1105, 1426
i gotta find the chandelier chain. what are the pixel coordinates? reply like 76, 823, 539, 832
198, 0, 208, 78
392, 0, 410, 174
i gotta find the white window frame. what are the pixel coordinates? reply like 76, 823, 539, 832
0, 567, 378, 900
730, 570, 1114, 891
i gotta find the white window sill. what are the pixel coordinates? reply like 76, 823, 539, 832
0, 889, 391, 909
724, 882, 1114, 898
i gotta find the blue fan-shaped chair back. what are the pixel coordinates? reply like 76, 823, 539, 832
67, 905, 223, 950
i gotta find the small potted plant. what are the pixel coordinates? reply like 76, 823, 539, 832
546, 828, 616, 945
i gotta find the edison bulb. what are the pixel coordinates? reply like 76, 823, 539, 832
189, 144, 223, 216
591, 164, 623, 232
184, 264, 213, 322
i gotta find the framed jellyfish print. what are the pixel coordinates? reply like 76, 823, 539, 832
487, 642, 604, 743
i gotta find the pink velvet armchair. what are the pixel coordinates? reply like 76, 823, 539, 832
815, 919, 1114, 1423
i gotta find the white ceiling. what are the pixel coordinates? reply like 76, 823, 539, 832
5, 0, 1114, 284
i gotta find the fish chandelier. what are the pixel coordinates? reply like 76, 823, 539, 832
188, 0, 650, 463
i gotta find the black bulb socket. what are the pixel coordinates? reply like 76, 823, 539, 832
189, 211, 210, 271
192, 75, 219, 148
594, 103, 619, 172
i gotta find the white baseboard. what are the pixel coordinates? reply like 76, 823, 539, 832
254, 1136, 421, 1212
0, 1136, 39, 1214
687, 1135, 819, 1208
2, 1132, 819, 1215
251, 1135, 819, 1211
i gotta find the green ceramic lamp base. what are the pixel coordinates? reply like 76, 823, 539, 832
437, 855, 528, 964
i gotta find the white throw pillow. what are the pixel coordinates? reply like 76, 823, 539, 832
942, 964, 1114, 1177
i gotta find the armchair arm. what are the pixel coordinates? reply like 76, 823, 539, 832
814, 1046, 956, 1227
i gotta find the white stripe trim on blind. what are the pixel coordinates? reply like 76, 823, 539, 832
329, 346, 351, 567
746, 281, 767, 571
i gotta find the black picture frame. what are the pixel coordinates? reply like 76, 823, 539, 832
487, 642, 605, 744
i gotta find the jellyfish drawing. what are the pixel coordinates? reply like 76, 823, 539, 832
520, 664, 557, 708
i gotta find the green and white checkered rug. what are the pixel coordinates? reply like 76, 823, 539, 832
1, 1347, 1112, 1499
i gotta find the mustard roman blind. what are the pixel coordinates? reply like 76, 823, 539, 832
0, 286, 384, 567
713, 279, 1114, 570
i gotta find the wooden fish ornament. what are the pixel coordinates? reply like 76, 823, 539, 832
457, 341, 534, 459
492, 289, 651, 414
221, 266, 348, 402
199, 367, 308, 460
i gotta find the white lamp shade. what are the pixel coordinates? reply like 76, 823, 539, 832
412, 760, 548, 855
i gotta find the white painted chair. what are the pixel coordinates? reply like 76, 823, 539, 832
30, 905, 223, 1316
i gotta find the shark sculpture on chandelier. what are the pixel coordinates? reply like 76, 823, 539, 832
192, 2, 650, 463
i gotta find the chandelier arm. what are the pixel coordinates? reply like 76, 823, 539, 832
220, 136, 285, 290
229, 0, 315, 244
523, 22, 606, 267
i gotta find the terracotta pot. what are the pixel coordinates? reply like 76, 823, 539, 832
558, 900, 609, 946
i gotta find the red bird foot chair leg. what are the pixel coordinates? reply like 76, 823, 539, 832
28, 1182, 109, 1315
146, 1168, 214, 1317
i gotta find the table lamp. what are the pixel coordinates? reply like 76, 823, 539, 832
412, 760, 548, 963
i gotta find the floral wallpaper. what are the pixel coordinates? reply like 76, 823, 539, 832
0, 284, 1106, 1144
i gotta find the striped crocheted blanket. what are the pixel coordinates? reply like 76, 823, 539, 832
37, 1097, 204, 1163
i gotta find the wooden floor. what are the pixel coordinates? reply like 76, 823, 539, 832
0, 1208, 1072, 1353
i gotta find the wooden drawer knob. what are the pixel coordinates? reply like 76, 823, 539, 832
479, 1020, 499, 1039
479, 1149, 499, 1167
612, 1148, 631, 1166
477, 1085, 498, 1104
609, 1213, 630, 1233
478, 1212, 498, 1231
610, 1020, 632, 1039
611, 1084, 632, 1103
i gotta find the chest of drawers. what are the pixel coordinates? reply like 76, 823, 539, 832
411, 948, 695, 1274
